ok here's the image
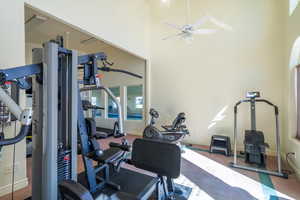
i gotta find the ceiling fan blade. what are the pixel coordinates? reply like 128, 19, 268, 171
162, 32, 185, 40
164, 22, 183, 30
192, 15, 210, 27
192, 29, 218, 35
209, 16, 233, 31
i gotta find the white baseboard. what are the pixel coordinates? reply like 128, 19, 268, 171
281, 152, 300, 180
0, 178, 28, 197
290, 161, 300, 180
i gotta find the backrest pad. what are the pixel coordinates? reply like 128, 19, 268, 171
132, 138, 181, 178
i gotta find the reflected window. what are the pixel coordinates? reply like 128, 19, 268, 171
91, 90, 103, 117
290, 37, 300, 139
290, 0, 299, 16
108, 87, 120, 118
296, 65, 300, 139
127, 85, 143, 120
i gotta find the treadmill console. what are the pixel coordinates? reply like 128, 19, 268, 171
246, 91, 260, 99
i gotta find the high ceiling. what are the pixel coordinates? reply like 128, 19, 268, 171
25, 6, 109, 53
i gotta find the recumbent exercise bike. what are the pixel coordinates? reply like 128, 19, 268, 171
143, 108, 189, 143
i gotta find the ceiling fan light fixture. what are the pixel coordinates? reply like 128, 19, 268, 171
161, 0, 171, 6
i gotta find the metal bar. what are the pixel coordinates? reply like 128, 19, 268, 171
230, 163, 287, 178
256, 99, 275, 106
77, 91, 98, 192
32, 48, 43, 200
80, 87, 124, 135
250, 99, 256, 131
0, 63, 42, 83
42, 42, 58, 200
59, 54, 68, 146
233, 108, 238, 164
70, 50, 78, 180
0, 87, 22, 120
101, 87, 124, 135
275, 111, 282, 173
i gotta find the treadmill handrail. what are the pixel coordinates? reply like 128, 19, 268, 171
232, 96, 284, 177
234, 98, 278, 115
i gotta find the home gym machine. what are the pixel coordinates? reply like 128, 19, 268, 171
0, 40, 191, 199
0, 41, 79, 200
78, 53, 141, 138
229, 91, 288, 178
74, 54, 190, 199
143, 108, 189, 143
60, 138, 186, 200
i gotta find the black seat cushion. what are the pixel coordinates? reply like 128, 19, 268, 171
59, 180, 93, 200
93, 147, 123, 163
132, 138, 181, 178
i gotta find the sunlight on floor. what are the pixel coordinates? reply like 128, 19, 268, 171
181, 148, 294, 200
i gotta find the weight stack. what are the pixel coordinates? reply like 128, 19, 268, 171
57, 150, 72, 183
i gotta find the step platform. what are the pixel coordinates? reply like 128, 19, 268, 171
209, 135, 231, 156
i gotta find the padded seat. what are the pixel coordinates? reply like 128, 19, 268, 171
93, 147, 123, 163
59, 180, 93, 200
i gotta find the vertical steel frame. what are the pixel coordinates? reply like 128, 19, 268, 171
42, 42, 59, 200
230, 99, 287, 178
31, 42, 78, 200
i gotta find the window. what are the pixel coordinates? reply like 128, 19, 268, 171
127, 85, 143, 120
290, 0, 299, 16
108, 87, 120, 118
291, 37, 300, 140
297, 65, 300, 139
91, 90, 103, 117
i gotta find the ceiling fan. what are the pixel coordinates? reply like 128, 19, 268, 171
162, 0, 233, 42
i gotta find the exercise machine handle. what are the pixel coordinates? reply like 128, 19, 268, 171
85, 105, 104, 110
98, 67, 143, 79
234, 98, 279, 115
109, 142, 131, 152
256, 99, 279, 115
0, 86, 32, 147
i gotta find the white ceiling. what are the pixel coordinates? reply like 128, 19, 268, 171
25, 7, 109, 53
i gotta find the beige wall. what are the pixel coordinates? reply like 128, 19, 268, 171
283, 1, 300, 178
0, 1, 28, 196
148, 0, 285, 152
25, 0, 150, 59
